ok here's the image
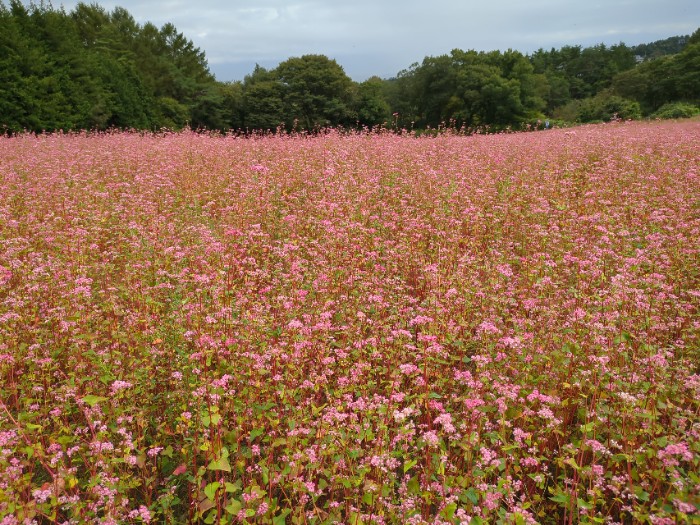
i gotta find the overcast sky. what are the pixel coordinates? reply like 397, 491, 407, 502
56, 0, 699, 82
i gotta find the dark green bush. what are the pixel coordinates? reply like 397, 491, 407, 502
652, 102, 700, 119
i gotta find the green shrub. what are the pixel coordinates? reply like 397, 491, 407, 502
598, 95, 642, 121
155, 97, 191, 130
554, 94, 642, 124
552, 100, 582, 123
652, 102, 700, 119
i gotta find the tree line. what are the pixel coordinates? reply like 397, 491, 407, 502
1, 1, 698, 134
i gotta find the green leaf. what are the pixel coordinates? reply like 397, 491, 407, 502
550, 492, 570, 505
82, 395, 108, 407
463, 487, 479, 505
634, 487, 650, 502
577, 498, 593, 509
224, 499, 242, 515
348, 512, 365, 525
204, 481, 220, 501
440, 503, 457, 520
271, 438, 287, 448
225, 481, 241, 493
565, 457, 580, 470
581, 422, 595, 433
403, 459, 418, 474
207, 456, 231, 472
407, 475, 420, 495
57, 435, 76, 446
613, 332, 633, 345
273, 509, 291, 525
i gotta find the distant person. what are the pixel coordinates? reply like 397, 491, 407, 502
545, 119, 550, 129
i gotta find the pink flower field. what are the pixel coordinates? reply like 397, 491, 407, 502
1, 122, 699, 524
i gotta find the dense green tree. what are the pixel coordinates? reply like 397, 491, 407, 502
410, 54, 459, 126
71, 2, 110, 47
527, 43, 634, 106
0, 0, 218, 132
456, 62, 524, 126
0, 2, 31, 131
611, 67, 651, 110
388, 49, 543, 130
218, 81, 245, 130
671, 40, 700, 101
612, 36, 699, 114
543, 73, 571, 111
275, 55, 356, 129
494, 49, 548, 118
690, 28, 700, 45
190, 86, 227, 129
0, 1, 695, 133
154, 96, 190, 129
575, 44, 634, 93
631, 35, 690, 60
0, 1, 86, 130
354, 76, 392, 127
241, 65, 285, 130
380, 74, 419, 128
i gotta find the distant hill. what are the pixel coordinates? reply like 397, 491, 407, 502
630, 35, 690, 61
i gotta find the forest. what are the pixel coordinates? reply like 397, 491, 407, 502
1, 0, 699, 133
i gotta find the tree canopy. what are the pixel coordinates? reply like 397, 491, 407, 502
0, 1, 697, 133
0, 0, 215, 132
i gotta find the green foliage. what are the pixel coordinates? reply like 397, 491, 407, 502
217, 81, 245, 129
630, 35, 691, 60
0, 1, 696, 133
652, 102, 700, 119
387, 49, 541, 130
555, 92, 641, 123
355, 76, 392, 127
612, 39, 700, 115
241, 65, 285, 130
0, 0, 216, 132
155, 97, 191, 129
275, 54, 356, 129
380, 40, 645, 130
238, 56, 374, 131
671, 41, 700, 102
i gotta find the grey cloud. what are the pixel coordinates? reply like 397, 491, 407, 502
57, 0, 699, 81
